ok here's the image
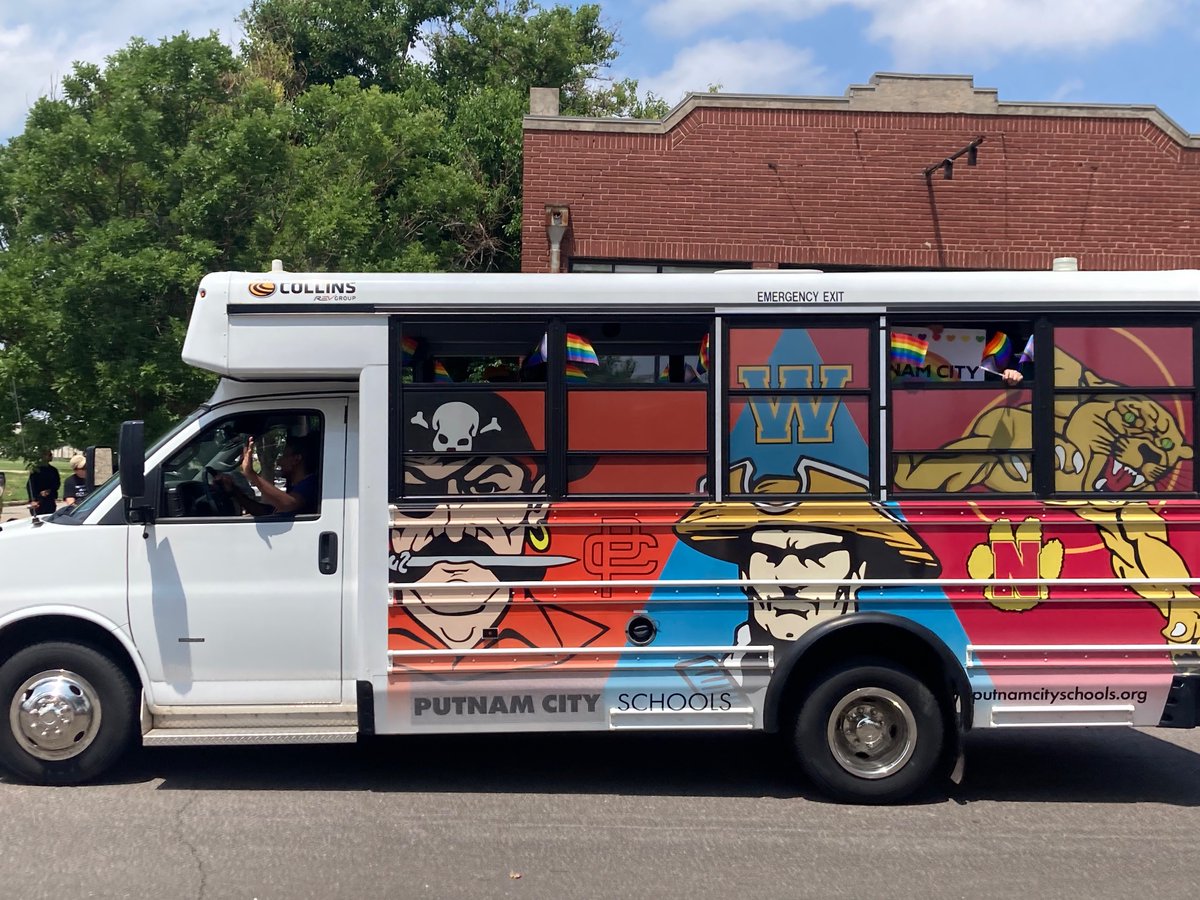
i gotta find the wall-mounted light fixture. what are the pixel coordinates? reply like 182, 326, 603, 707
545, 204, 570, 273
923, 136, 985, 181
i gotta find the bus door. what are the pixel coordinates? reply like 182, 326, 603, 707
126, 398, 348, 706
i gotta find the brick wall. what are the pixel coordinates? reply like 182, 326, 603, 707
522, 103, 1200, 273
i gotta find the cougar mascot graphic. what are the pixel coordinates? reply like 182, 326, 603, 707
895, 347, 1199, 643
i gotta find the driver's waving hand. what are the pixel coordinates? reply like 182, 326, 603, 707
217, 435, 319, 517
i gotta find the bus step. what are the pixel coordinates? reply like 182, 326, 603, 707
142, 726, 358, 746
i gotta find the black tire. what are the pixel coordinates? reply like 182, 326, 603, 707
0, 641, 138, 785
792, 657, 945, 804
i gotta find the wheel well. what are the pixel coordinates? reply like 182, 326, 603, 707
0, 616, 141, 688
769, 621, 969, 740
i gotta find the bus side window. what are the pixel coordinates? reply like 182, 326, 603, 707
1052, 326, 1194, 494
726, 325, 872, 495
158, 412, 323, 518
564, 320, 709, 495
888, 323, 1034, 496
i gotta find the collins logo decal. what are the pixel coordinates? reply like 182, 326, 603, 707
248, 281, 358, 301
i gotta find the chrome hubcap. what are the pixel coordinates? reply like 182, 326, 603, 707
826, 687, 916, 779
10, 670, 102, 761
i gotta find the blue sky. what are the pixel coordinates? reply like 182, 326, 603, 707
2, 0, 1198, 141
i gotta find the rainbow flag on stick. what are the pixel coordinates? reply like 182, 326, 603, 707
431, 360, 453, 383
890, 332, 928, 366
696, 333, 710, 375
564, 363, 589, 383
982, 332, 1013, 369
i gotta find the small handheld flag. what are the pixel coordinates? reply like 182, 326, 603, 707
890, 332, 928, 366
525, 333, 598, 368
982, 332, 1013, 369
565, 333, 598, 365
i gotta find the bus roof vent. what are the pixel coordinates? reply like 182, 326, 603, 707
271, 258, 284, 272
1051, 257, 1079, 272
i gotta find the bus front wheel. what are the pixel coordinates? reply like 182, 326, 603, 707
0, 642, 137, 784
792, 658, 945, 804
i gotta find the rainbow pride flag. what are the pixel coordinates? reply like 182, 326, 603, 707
400, 335, 419, 364
696, 333, 710, 375
890, 332, 928, 366
431, 360, 453, 383
982, 332, 1012, 368
566, 333, 598, 365
565, 363, 589, 383
525, 332, 598, 368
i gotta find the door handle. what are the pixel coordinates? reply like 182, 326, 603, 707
318, 532, 338, 575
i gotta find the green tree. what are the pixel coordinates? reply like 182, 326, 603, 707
0, 35, 240, 451
241, 0, 665, 270
0, 2, 663, 451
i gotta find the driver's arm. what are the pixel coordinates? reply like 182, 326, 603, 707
213, 471, 271, 516
238, 438, 306, 515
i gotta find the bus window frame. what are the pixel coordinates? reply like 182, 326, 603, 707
723, 315, 880, 499
388, 313, 717, 503
1042, 313, 1198, 500
883, 311, 1199, 501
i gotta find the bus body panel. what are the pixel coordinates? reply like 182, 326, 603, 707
374, 499, 1192, 734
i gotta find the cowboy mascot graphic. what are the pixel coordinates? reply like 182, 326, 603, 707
676, 460, 942, 668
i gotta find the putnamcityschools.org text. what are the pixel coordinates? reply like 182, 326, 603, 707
973, 687, 1149, 705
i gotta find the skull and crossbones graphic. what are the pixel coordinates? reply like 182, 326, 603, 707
410, 401, 503, 452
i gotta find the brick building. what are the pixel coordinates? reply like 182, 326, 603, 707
520, 73, 1200, 273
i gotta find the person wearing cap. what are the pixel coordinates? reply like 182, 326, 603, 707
389, 392, 610, 671
676, 460, 942, 664
62, 454, 91, 506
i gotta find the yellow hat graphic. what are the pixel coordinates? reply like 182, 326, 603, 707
676, 462, 940, 575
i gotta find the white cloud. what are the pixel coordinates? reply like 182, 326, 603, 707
641, 0, 1189, 65
644, 0, 850, 36
0, 24, 68, 140
863, 0, 1183, 67
0, 2, 245, 140
637, 39, 833, 105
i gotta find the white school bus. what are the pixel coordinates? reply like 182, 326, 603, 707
1, 264, 1199, 803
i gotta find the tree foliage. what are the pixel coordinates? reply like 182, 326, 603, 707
0, 1, 665, 455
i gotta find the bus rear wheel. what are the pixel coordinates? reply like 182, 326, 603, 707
0, 642, 137, 785
792, 658, 945, 804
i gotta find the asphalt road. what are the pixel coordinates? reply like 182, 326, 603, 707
1, 726, 1198, 900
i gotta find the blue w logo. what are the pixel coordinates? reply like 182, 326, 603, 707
737, 365, 851, 443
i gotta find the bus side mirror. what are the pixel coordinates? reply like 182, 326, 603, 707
118, 421, 151, 524
85, 445, 114, 493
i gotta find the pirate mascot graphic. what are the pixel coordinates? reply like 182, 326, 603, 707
389, 391, 608, 671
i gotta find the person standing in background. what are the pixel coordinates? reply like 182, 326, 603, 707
62, 454, 91, 506
26, 450, 60, 515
